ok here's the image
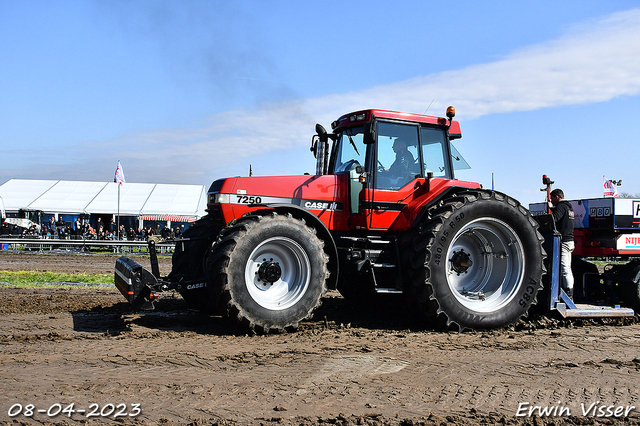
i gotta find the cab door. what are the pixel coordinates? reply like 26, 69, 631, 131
364, 121, 422, 230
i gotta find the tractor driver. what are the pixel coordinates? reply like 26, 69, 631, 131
387, 138, 417, 181
549, 188, 575, 299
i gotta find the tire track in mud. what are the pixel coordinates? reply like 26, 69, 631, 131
4, 325, 640, 423
1, 282, 640, 423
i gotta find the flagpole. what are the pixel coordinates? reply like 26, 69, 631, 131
117, 183, 120, 241
114, 160, 124, 242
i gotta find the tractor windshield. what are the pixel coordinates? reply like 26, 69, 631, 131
332, 126, 367, 174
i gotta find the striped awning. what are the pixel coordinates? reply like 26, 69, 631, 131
137, 215, 197, 222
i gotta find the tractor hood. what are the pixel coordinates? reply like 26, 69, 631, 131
207, 174, 347, 220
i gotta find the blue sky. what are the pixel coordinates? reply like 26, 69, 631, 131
1, 1, 639, 207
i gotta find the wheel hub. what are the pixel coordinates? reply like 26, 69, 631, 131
257, 259, 282, 284
450, 249, 473, 275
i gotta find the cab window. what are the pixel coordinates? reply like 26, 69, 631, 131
420, 127, 451, 178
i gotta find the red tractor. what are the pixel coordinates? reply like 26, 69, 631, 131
115, 107, 546, 332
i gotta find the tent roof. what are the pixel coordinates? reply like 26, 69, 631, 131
141, 184, 206, 216
28, 181, 109, 214
0, 179, 58, 211
0, 179, 207, 218
86, 182, 157, 215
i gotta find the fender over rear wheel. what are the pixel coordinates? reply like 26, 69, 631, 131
207, 213, 329, 333
409, 190, 545, 331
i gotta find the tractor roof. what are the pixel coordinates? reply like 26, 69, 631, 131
331, 109, 461, 139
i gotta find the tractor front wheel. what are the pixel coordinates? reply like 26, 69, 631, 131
206, 213, 329, 333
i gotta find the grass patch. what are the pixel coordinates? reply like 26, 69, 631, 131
0, 270, 112, 285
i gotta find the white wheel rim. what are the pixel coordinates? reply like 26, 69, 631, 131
445, 218, 525, 312
245, 236, 311, 310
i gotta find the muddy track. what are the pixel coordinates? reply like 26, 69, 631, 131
1, 252, 640, 425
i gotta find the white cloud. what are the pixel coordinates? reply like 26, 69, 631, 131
13, 8, 640, 185
359, 7, 640, 119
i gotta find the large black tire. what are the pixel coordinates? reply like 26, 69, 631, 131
169, 215, 222, 312
206, 212, 329, 333
409, 190, 545, 331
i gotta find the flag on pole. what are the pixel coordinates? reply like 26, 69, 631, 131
114, 161, 126, 185
603, 178, 618, 198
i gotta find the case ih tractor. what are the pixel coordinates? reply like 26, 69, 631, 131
115, 107, 549, 333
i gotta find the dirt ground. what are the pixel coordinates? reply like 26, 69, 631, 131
1, 252, 640, 425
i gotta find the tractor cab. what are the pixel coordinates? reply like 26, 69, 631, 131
312, 108, 472, 230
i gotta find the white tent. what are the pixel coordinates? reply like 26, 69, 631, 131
0, 179, 58, 211
0, 179, 207, 219
28, 181, 109, 214
85, 182, 157, 215
141, 184, 206, 216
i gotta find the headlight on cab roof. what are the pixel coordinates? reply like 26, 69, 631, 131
349, 113, 367, 122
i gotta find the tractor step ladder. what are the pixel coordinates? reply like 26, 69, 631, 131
367, 237, 403, 294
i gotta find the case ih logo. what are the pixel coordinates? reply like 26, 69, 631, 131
634, 201, 640, 219
590, 207, 611, 217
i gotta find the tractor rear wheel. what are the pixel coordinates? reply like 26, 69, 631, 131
409, 190, 545, 331
206, 212, 329, 333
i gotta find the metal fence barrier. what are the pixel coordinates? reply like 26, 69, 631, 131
0, 236, 176, 254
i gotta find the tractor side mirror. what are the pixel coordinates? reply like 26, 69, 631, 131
363, 120, 376, 144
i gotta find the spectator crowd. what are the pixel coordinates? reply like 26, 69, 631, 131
1, 217, 186, 242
